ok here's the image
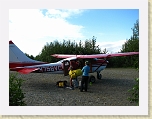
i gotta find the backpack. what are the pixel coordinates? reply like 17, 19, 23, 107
56, 80, 67, 88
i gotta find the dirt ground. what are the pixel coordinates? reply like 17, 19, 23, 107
10, 68, 139, 106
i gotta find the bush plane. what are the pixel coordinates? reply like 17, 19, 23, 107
9, 40, 139, 83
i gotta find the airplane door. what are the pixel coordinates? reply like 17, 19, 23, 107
63, 60, 70, 76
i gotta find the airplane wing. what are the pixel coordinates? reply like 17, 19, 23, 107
10, 67, 40, 74
51, 52, 139, 59
105, 52, 139, 58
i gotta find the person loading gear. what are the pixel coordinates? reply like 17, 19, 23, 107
80, 61, 90, 92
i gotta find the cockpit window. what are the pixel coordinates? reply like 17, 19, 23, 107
94, 58, 97, 60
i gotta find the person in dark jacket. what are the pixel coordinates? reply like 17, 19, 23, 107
80, 61, 90, 92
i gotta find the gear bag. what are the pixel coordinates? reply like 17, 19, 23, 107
69, 69, 82, 78
56, 80, 67, 88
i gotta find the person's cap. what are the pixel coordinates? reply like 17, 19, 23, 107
85, 61, 89, 65
69, 66, 73, 70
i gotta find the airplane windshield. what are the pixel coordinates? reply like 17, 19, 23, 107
57, 60, 64, 63
57, 57, 77, 63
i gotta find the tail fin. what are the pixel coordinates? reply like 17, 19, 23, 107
9, 40, 37, 63
9, 40, 48, 69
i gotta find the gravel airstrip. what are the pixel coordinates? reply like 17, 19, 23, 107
10, 68, 139, 106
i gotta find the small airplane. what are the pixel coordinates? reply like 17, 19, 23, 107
9, 40, 139, 83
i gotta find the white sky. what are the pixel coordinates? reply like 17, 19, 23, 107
9, 9, 84, 56
8, 9, 138, 56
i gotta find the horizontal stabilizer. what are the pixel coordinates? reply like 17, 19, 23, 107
10, 67, 39, 74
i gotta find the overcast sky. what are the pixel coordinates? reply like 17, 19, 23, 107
9, 9, 139, 56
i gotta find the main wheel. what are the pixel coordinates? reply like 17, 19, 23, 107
89, 75, 96, 83
97, 72, 102, 80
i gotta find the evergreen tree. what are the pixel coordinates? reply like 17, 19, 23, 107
108, 19, 139, 68
34, 36, 101, 62
25, 53, 35, 60
121, 19, 139, 52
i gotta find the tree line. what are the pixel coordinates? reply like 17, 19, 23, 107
107, 19, 139, 68
35, 36, 102, 63
26, 20, 139, 68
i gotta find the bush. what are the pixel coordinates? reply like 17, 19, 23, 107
128, 77, 139, 105
9, 73, 26, 106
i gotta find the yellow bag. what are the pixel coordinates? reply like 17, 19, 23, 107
69, 69, 82, 78
59, 82, 64, 87
56, 80, 67, 88
69, 70, 76, 78
75, 69, 82, 76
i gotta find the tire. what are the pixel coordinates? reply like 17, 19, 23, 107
97, 73, 102, 80
89, 75, 96, 83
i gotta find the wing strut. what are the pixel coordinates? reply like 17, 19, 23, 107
94, 58, 107, 72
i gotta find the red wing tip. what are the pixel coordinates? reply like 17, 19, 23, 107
9, 40, 14, 44
51, 54, 57, 57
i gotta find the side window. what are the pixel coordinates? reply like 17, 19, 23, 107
65, 61, 69, 66
63, 60, 70, 76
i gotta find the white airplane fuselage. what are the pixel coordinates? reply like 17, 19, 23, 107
17, 59, 107, 74
9, 40, 108, 75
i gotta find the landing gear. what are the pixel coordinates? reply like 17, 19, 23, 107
89, 75, 96, 83
97, 72, 102, 80
89, 72, 102, 83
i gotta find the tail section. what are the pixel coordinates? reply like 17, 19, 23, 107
9, 41, 35, 63
9, 40, 47, 68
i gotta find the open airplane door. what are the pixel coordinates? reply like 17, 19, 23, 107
63, 60, 70, 76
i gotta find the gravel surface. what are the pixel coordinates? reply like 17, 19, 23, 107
10, 68, 139, 106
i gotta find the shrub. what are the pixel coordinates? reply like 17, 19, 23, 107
128, 77, 139, 105
9, 73, 26, 106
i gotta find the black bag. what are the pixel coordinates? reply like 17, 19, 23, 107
56, 80, 67, 88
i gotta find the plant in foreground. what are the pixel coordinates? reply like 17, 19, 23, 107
9, 73, 26, 106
